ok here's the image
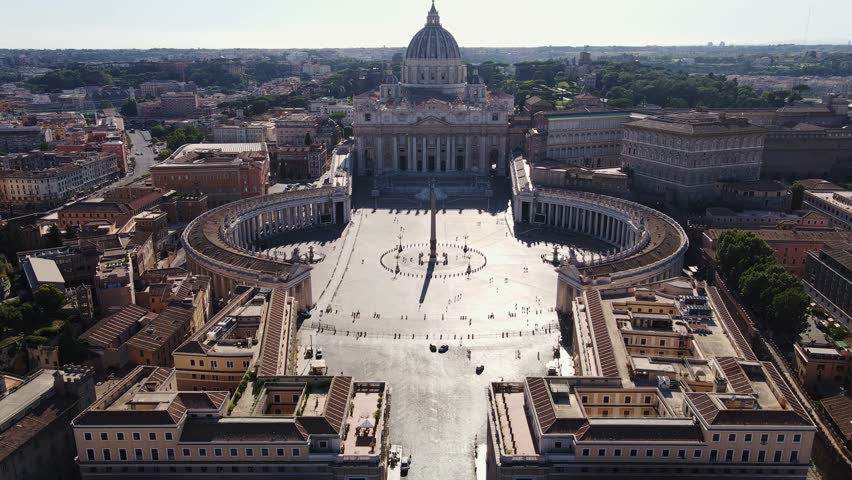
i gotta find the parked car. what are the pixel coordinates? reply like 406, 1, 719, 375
438, 345, 449, 353
476, 365, 485, 375
315, 348, 323, 359
429, 344, 437, 352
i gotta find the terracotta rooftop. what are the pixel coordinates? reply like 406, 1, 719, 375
78, 304, 149, 349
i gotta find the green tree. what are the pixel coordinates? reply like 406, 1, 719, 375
157, 149, 173, 160
0, 303, 22, 330
739, 262, 798, 316
715, 230, 775, 284
150, 124, 167, 139
790, 183, 805, 210
33, 284, 66, 316
99, 100, 114, 109
768, 287, 810, 340
63, 225, 79, 240
119, 99, 138, 117
45, 225, 63, 248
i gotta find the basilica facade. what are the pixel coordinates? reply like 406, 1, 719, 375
352, 2, 514, 177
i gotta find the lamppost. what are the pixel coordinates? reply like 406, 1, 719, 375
463, 233, 469, 254
398, 230, 404, 254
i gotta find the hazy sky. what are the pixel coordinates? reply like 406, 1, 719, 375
3, 0, 851, 49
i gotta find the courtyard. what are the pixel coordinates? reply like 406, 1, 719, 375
265, 180, 602, 478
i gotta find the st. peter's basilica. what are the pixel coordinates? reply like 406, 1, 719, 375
352, 2, 514, 178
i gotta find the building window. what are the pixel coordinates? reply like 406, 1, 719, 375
725, 450, 734, 462
790, 451, 799, 463
744, 434, 752, 443
167, 449, 175, 461
712, 433, 720, 442
100, 433, 109, 441
182, 449, 190, 457
214, 449, 222, 457
777, 434, 785, 443
694, 449, 702, 458
198, 449, 206, 457
261, 448, 269, 457
598, 449, 606, 456
773, 451, 782, 462
678, 449, 686, 459
132, 433, 141, 441
662, 449, 670, 457
86, 449, 95, 461
277, 448, 285, 456
119, 449, 127, 461
292, 448, 300, 457
728, 433, 736, 442
245, 448, 254, 457
364, 114, 372, 122
84, 433, 92, 441
760, 434, 769, 444
151, 449, 159, 461
602, 396, 610, 404
793, 434, 801, 443
103, 449, 111, 461
614, 449, 622, 457
116, 433, 124, 441
230, 449, 238, 457
582, 448, 589, 456
741, 450, 750, 462
135, 449, 143, 461
318, 441, 327, 449
757, 450, 766, 462
710, 450, 718, 462
149, 432, 157, 441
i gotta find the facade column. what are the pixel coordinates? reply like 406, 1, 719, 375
376, 138, 384, 175
393, 136, 399, 171
464, 135, 474, 172
407, 136, 413, 172
450, 136, 456, 171
421, 136, 427, 172
478, 136, 485, 173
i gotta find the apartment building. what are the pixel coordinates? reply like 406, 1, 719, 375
173, 287, 296, 392
0, 125, 42, 152
135, 268, 210, 329
212, 122, 275, 144
274, 144, 328, 179
78, 304, 150, 370
487, 281, 816, 479
803, 189, 852, 231
622, 112, 765, 208
526, 101, 632, 168
793, 342, 851, 392
125, 303, 195, 367
803, 242, 852, 326
0, 151, 119, 208
160, 92, 198, 118
151, 143, 269, 207
71, 366, 387, 479
0, 366, 95, 480
94, 249, 136, 313
705, 208, 830, 230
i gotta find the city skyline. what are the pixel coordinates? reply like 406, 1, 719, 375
2, 0, 852, 50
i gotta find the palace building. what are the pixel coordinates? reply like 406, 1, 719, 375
352, 2, 514, 178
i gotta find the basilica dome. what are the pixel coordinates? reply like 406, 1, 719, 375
405, 3, 461, 60
401, 2, 467, 93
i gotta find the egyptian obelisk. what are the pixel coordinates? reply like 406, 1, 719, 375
429, 179, 437, 259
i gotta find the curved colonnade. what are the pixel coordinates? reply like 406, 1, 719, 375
511, 159, 688, 312
181, 185, 351, 309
